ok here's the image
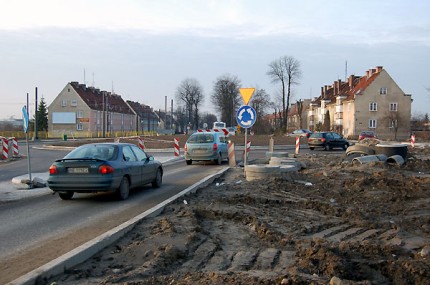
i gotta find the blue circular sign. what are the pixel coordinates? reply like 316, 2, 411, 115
236, 105, 257, 129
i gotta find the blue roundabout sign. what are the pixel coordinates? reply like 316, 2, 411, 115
236, 105, 257, 129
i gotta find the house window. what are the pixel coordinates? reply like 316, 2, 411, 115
76, 111, 83, 118
76, 124, 83, 131
369, 119, 377, 128
369, 102, 378, 111
380, 87, 387, 95
389, 103, 398, 111
71, 100, 77, 106
61, 100, 67, 107
389, 119, 397, 128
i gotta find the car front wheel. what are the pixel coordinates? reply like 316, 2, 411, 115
186, 160, 192, 165
324, 144, 330, 151
152, 168, 162, 188
58, 191, 74, 200
117, 177, 130, 200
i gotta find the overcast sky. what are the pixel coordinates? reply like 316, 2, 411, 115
1, 0, 429, 120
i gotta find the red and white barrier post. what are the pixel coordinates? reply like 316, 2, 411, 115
228, 142, 236, 167
411, 134, 416, 148
174, 138, 180, 157
295, 136, 300, 154
138, 137, 145, 150
11, 137, 19, 157
2, 138, 9, 160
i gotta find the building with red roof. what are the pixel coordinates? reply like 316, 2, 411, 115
306, 66, 412, 140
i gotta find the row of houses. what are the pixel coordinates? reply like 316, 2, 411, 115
286, 66, 412, 140
48, 82, 174, 137
48, 66, 412, 140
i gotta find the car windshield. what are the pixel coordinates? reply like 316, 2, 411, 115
188, 134, 215, 143
65, 145, 117, 160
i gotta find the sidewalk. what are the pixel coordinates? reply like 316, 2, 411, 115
0, 155, 181, 202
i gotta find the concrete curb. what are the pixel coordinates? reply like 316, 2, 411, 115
8, 167, 230, 285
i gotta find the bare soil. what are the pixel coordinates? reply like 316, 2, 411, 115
43, 141, 430, 285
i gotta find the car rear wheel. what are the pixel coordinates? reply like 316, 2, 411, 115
324, 144, 330, 151
186, 160, 192, 165
309, 146, 315, 150
152, 168, 162, 188
58, 191, 74, 200
215, 153, 222, 165
343, 143, 348, 150
117, 177, 130, 200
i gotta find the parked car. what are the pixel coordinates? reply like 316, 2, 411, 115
47, 143, 163, 200
359, 131, 377, 140
184, 131, 228, 165
288, 129, 313, 138
308, 132, 350, 151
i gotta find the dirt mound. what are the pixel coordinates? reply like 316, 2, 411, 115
47, 147, 430, 285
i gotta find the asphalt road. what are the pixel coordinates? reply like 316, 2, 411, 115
0, 143, 340, 283
0, 156, 229, 284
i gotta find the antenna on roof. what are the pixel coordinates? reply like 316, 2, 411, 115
345, 61, 348, 81
92, 72, 95, 87
112, 81, 114, 94
83, 68, 86, 84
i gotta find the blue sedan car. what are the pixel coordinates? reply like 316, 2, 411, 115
47, 143, 163, 200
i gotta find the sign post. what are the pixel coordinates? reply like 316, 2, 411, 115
22, 105, 33, 188
236, 88, 257, 177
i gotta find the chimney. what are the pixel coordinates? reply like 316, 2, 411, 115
348, 75, 354, 89
334, 81, 338, 95
324, 85, 328, 98
366, 70, 370, 78
321, 86, 324, 97
338, 79, 342, 94
376, 66, 383, 73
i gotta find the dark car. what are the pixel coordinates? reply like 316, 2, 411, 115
184, 131, 228, 165
47, 143, 163, 200
358, 131, 377, 140
288, 129, 313, 138
308, 132, 350, 151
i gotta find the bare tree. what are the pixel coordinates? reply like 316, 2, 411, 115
387, 111, 400, 140
211, 74, 242, 127
267, 56, 302, 133
250, 88, 272, 134
175, 78, 204, 130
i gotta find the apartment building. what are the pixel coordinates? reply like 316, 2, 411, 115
48, 82, 136, 137
308, 66, 412, 140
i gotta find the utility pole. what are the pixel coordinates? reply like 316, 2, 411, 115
34, 87, 39, 140
102, 92, 106, 138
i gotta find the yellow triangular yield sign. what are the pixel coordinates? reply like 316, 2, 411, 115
239, 88, 255, 105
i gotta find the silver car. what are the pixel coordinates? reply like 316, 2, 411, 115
184, 132, 229, 165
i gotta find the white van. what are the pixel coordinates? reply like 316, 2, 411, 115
213, 122, 226, 130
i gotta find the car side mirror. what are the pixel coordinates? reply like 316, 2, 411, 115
148, 155, 154, 161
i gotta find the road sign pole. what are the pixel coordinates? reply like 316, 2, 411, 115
25, 131, 32, 189
244, 128, 248, 174
23, 104, 32, 188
